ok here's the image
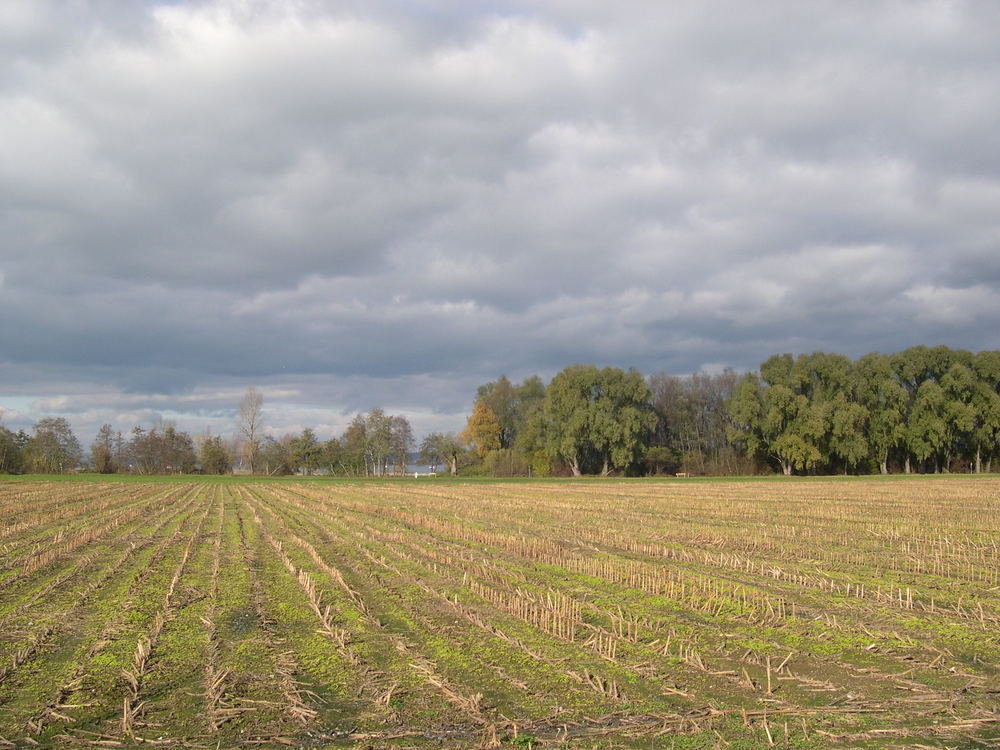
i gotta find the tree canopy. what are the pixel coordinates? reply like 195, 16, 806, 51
542, 365, 655, 476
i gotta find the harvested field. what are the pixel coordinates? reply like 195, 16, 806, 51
0, 476, 999, 748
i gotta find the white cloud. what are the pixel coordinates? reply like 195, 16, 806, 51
903, 284, 1000, 325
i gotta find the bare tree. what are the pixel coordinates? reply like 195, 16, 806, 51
389, 415, 414, 475
91, 423, 118, 473
238, 386, 264, 474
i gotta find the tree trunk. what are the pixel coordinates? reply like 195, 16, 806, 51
600, 458, 611, 477
904, 456, 911, 474
570, 456, 581, 476
880, 451, 888, 475
780, 459, 792, 476
449, 455, 458, 476
976, 445, 982, 474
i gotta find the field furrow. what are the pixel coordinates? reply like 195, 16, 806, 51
1, 477, 998, 748
3, 487, 207, 744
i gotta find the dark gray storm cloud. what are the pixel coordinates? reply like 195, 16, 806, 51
2, 0, 999, 441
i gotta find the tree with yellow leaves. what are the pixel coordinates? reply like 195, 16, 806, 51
462, 400, 501, 458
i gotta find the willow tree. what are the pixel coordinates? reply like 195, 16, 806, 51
728, 364, 823, 476
542, 365, 654, 476
971, 351, 1000, 472
855, 353, 907, 474
905, 381, 948, 473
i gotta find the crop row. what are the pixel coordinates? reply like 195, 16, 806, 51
1, 478, 999, 748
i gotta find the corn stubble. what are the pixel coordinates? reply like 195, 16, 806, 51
0, 477, 998, 748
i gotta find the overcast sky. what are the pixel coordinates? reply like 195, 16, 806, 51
2, 0, 1000, 444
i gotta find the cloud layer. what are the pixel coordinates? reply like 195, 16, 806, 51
2, 0, 1000, 442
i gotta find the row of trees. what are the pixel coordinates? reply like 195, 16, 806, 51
232, 389, 416, 476
729, 347, 1000, 475
455, 346, 1000, 476
2, 346, 998, 477
0, 417, 82, 474
457, 367, 676, 476
433, 368, 747, 477
0, 414, 240, 476
231, 408, 418, 477
0, 404, 419, 477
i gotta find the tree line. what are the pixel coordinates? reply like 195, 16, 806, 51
448, 346, 1000, 476
447, 365, 741, 477
1, 346, 998, 476
729, 347, 1000, 475
0, 398, 419, 478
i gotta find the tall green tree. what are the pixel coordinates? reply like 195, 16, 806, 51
542, 365, 654, 476
727, 374, 765, 467
513, 407, 551, 476
905, 381, 948, 472
767, 387, 823, 475
728, 360, 824, 475
289, 428, 321, 474
591, 367, 658, 475
199, 435, 231, 474
783, 352, 853, 469
828, 395, 869, 474
940, 363, 978, 471
543, 364, 598, 476
971, 351, 1000, 472
855, 353, 907, 474
890, 346, 971, 471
